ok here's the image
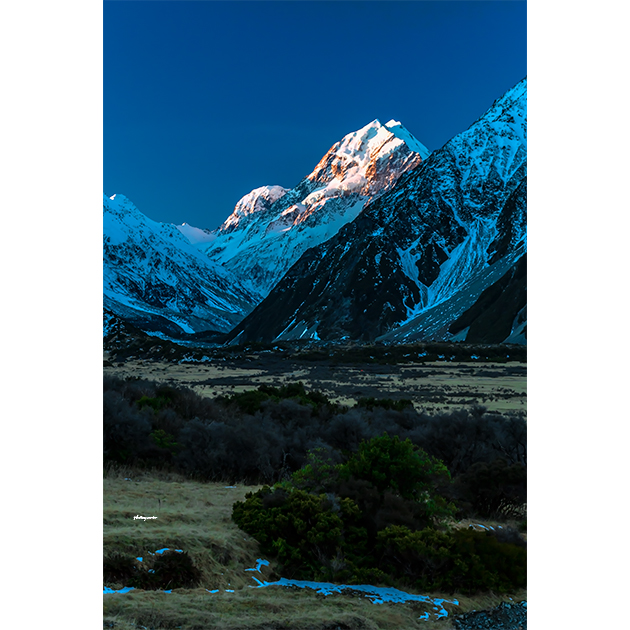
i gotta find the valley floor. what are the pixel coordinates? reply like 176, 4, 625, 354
103, 354, 526, 415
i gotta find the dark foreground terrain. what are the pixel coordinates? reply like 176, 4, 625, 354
104, 339, 526, 629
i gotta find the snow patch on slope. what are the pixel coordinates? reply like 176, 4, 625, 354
427, 219, 497, 306
176, 223, 216, 245
385, 119, 430, 158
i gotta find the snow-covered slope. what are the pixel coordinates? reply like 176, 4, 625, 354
197, 119, 430, 295
226, 78, 527, 344
175, 222, 215, 246
103, 194, 262, 335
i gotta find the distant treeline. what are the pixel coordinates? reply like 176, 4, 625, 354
293, 342, 526, 365
105, 333, 526, 365
104, 376, 525, 522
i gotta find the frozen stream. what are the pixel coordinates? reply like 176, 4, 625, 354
104, 551, 459, 621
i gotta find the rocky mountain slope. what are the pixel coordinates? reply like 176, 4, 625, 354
195, 119, 430, 295
103, 193, 262, 336
226, 78, 527, 344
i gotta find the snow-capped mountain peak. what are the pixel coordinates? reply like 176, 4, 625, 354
221, 185, 289, 232
309, 118, 429, 185
226, 78, 527, 345
198, 118, 430, 295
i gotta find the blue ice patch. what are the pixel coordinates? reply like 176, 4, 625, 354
103, 586, 135, 594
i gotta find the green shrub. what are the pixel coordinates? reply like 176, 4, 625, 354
137, 395, 170, 412
232, 436, 462, 585
219, 382, 336, 415
288, 448, 341, 494
150, 429, 181, 454
340, 433, 452, 506
233, 483, 525, 592
376, 526, 526, 593
220, 389, 273, 414
231, 433, 526, 592
451, 528, 526, 592
232, 486, 361, 579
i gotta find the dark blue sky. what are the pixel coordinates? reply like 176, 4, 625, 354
104, 1, 526, 230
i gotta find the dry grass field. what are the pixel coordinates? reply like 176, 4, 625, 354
103, 467, 526, 630
103, 355, 526, 414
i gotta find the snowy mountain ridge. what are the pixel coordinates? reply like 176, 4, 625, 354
104, 79, 526, 345
103, 193, 263, 335
226, 77, 527, 344
194, 118, 430, 295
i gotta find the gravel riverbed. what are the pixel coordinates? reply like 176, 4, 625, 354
454, 601, 526, 629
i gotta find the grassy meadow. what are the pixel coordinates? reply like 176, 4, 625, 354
104, 466, 525, 630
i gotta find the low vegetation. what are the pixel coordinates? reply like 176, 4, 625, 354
104, 376, 526, 628
233, 435, 525, 594
104, 469, 525, 630
104, 376, 526, 498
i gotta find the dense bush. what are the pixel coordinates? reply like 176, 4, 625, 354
103, 375, 527, 593
233, 486, 362, 580
104, 551, 202, 590
232, 434, 525, 593
103, 377, 526, 489
175, 417, 285, 483
103, 390, 153, 463
451, 459, 526, 519
104, 552, 139, 585
405, 405, 526, 475
217, 382, 338, 415
376, 526, 526, 593
339, 434, 451, 501
321, 410, 370, 452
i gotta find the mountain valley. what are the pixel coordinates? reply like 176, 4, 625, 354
104, 78, 527, 348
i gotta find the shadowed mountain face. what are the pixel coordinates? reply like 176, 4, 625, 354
448, 254, 527, 344
226, 78, 527, 344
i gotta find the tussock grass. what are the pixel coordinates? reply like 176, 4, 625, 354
104, 467, 525, 629
103, 587, 526, 630
103, 588, 443, 630
104, 466, 266, 591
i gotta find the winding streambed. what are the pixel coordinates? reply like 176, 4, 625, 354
104, 551, 459, 621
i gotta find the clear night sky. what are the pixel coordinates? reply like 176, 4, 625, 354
104, 1, 526, 230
